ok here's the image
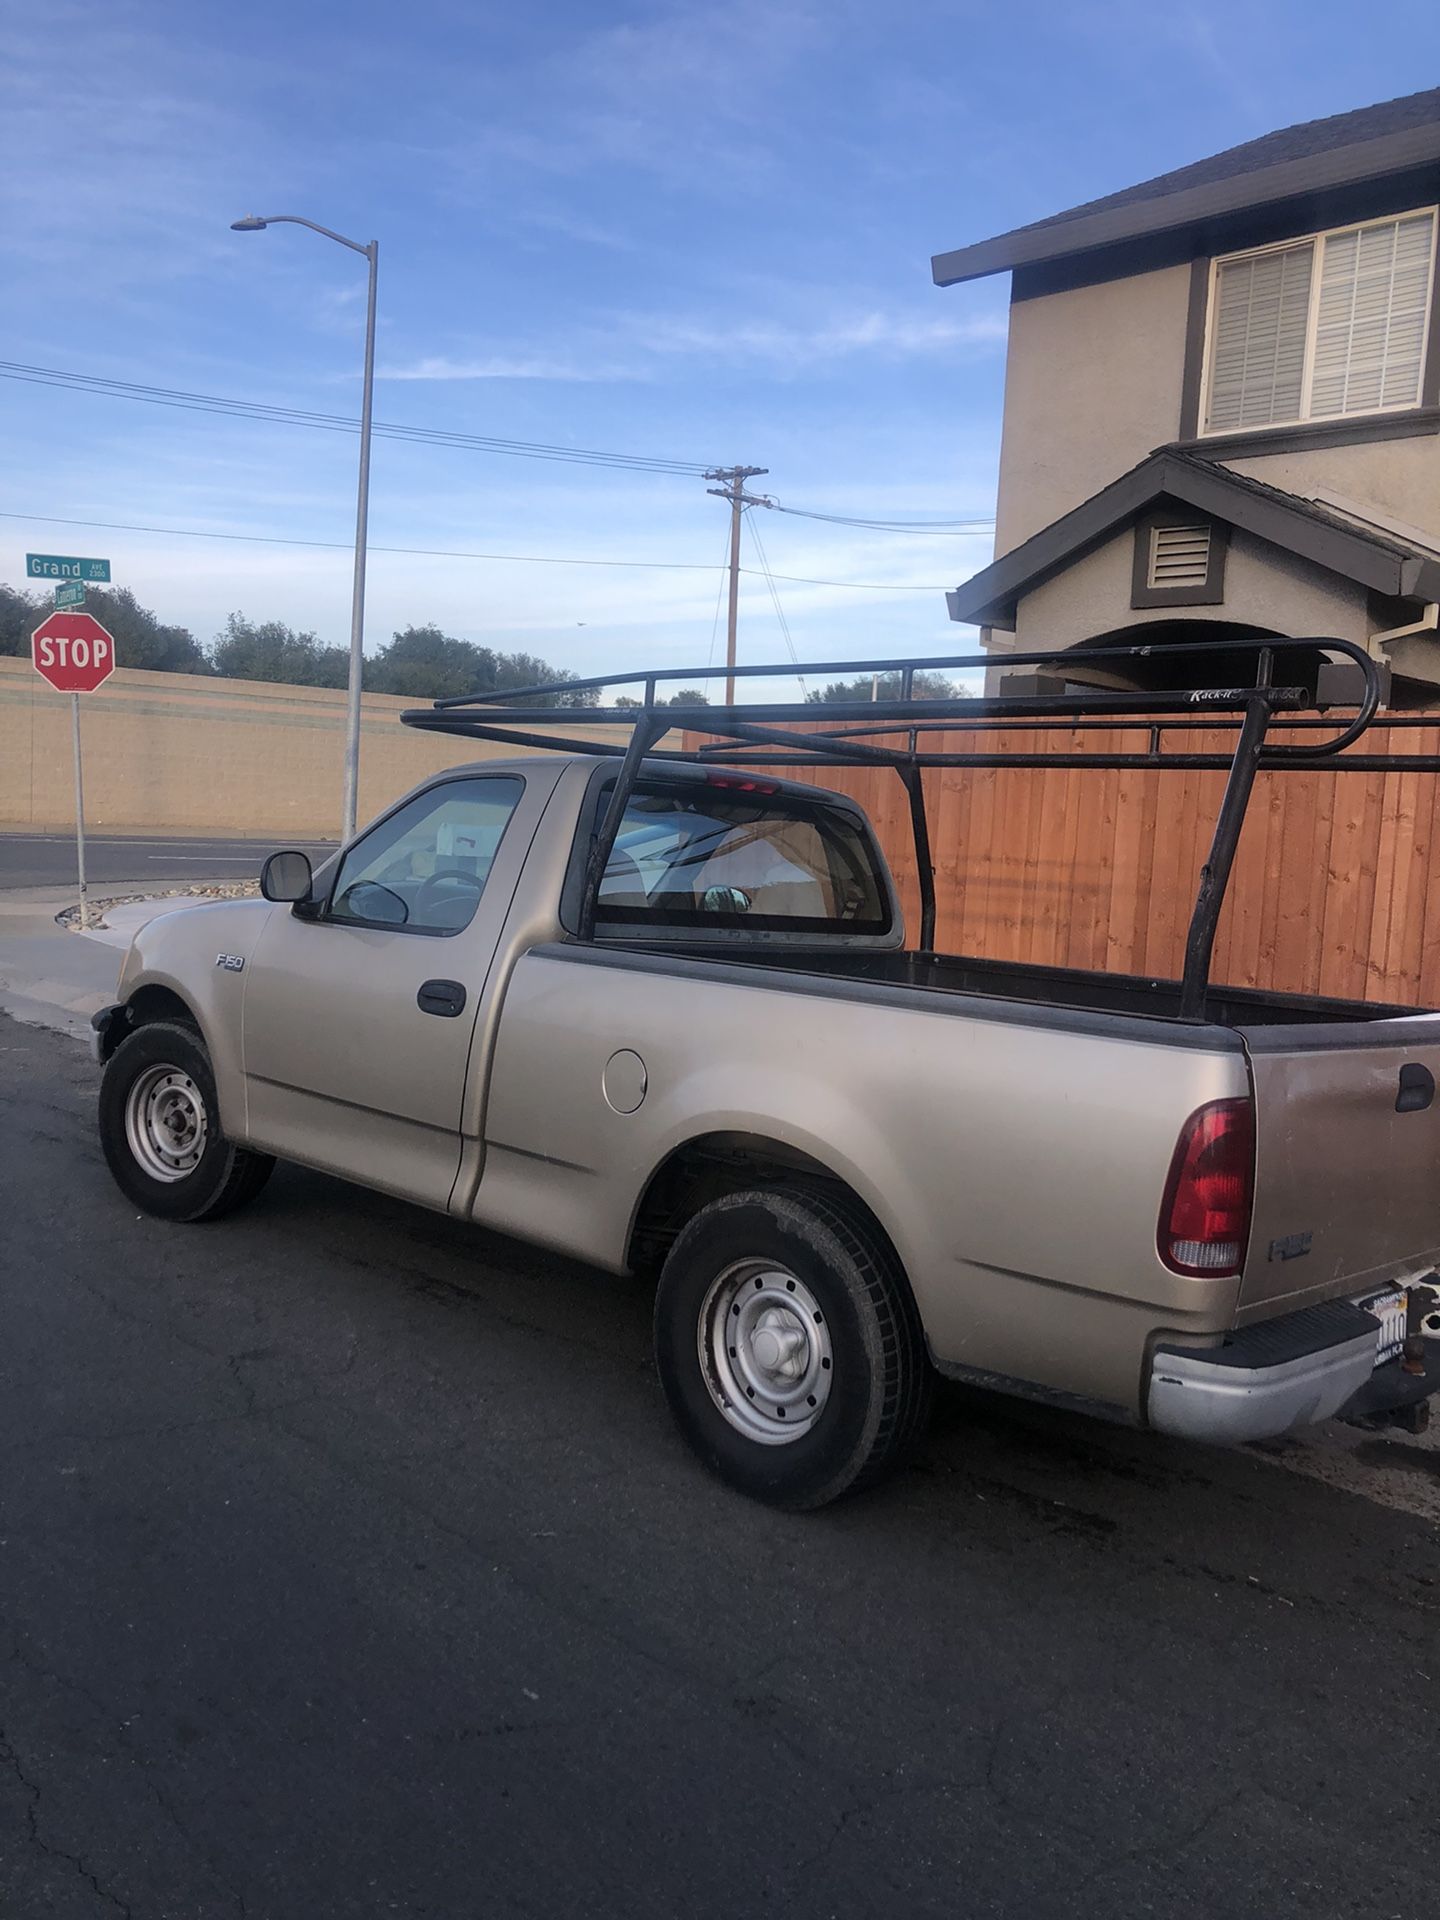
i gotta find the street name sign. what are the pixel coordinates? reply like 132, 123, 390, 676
30, 611, 117, 694
55, 581, 87, 610
26, 553, 111, 583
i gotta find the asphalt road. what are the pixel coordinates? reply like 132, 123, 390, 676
5, 1014, 1440, 1920
0, 833, 336, 890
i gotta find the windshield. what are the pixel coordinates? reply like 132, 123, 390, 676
593, 781, 890, 934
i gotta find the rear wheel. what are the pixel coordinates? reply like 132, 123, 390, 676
653, 1186, 931, 1508
99, 1019, 274, 1223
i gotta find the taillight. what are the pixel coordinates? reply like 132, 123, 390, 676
1158, 1099, 1254, 1277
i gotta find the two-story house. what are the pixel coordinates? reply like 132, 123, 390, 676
934, 89, 1440, 703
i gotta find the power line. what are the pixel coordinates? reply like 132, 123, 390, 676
0, 359, 998, 529
0, 361, 713, 477
745, 510, 808, 700
0, 509, 950, 591
771, 503, 995, 534
705, 524, 732, 670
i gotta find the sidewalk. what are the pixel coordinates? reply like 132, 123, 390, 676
0, 884, 207, 1040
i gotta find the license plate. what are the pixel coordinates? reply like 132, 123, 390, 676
1358, 1288, 1408, 1365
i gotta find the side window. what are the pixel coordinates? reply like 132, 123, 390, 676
327, 777, 524, 934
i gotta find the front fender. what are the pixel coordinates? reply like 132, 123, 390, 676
114, 898, 276, 1140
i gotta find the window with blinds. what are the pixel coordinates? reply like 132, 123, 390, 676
1201, 208, 1436, 436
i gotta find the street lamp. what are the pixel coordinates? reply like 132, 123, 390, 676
231, 213, 379, 844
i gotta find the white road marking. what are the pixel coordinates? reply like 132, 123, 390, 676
3, 836, 331, 850
6, 836, 272, 848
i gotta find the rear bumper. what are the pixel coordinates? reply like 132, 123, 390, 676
1147, 1300, 1390, 1446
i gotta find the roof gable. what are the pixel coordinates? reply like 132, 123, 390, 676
948, 452, 1440, 629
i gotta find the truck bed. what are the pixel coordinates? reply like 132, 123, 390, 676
527, 933, 1440, 1347
614, 940, 1430, 1030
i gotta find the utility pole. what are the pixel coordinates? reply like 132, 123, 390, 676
704, 466, 768, 705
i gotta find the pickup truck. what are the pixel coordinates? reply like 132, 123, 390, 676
92, 649, 1440, 1507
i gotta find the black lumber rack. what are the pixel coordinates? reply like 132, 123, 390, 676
401, 634, 1431, 1021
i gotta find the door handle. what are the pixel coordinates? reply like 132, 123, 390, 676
417, 978, 467, 1018
1396, 1063, 1435, 1113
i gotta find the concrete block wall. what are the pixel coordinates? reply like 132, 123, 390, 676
0, 658, 608, 836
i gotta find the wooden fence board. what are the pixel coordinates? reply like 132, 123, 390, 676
684, 712, 1440, 1007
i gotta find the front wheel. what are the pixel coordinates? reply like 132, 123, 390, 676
653, 1187, 932, 1508
99, 1019, 274, 1223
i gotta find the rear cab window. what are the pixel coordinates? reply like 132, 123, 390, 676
577, 774, 894, 938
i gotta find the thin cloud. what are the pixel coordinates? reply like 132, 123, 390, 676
380, 354, 640, 383
382, 308, 1006, 384
633, 309, 1009, 363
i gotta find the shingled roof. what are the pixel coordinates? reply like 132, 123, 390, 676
933, 88, 1440, 287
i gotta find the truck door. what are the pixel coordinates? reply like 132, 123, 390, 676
241, 772, 536, 1210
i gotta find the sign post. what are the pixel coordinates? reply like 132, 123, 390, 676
30, 608, 117, 933
71, 694, 89, 930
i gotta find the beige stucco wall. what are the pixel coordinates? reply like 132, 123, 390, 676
1227, 434, 1440, 540
0, 659, 616, 835
994, 262, 1194, 552
983, 255, 1440, 687
1008, 525, 1370, 655
993, 263, 1440, 565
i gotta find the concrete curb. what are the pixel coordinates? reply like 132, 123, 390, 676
0, 881, 240, 1039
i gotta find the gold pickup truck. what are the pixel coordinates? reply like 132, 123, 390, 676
91, 644, 1440, 1506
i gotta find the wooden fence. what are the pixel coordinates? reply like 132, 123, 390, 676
688, 715, 1440, 1008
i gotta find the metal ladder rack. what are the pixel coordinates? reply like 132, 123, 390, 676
401, 634, 1412, 1021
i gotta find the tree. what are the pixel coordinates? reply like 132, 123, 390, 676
0, 583, 209, 674
82, 587, 210, 675
615, 688, 710, 710
364, 625, 482, 700
363, 625, 599, 704
0, 584, 43, 657
2, 582, 597, 703
806, 670, 962, 704
210, 614, 349, 687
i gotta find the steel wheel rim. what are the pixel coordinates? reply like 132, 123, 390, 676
124, 1064, 208, 1182
698, 1258, 833, 1446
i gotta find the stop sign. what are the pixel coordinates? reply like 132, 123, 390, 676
31, 612, 117, 693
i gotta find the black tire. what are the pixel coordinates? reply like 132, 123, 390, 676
653, 1186, 932, 1509
99, 1019, 274, 1223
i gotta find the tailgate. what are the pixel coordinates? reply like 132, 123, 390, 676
1237, 1016, 1440, 1320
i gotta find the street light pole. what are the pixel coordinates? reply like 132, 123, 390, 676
344, 239, 379, 846
231, 213, 379, 843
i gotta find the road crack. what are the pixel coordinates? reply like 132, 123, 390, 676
1, 1723, 133, 1916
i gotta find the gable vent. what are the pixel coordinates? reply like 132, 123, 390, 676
1148, 523, 1213, 591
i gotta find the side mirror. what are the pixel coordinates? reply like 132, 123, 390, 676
260, 850, 314, 903
701, 884, 752, 915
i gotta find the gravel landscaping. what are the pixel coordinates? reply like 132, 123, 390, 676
56, 881, 261, 931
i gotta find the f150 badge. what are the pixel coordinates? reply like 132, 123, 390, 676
215, 953, 245, 972
1268, 1231, 1312, 1262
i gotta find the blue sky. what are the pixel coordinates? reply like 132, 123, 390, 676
3, 0, 1437, 694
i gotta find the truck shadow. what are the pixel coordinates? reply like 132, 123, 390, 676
248, 1159, 1439, 1616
